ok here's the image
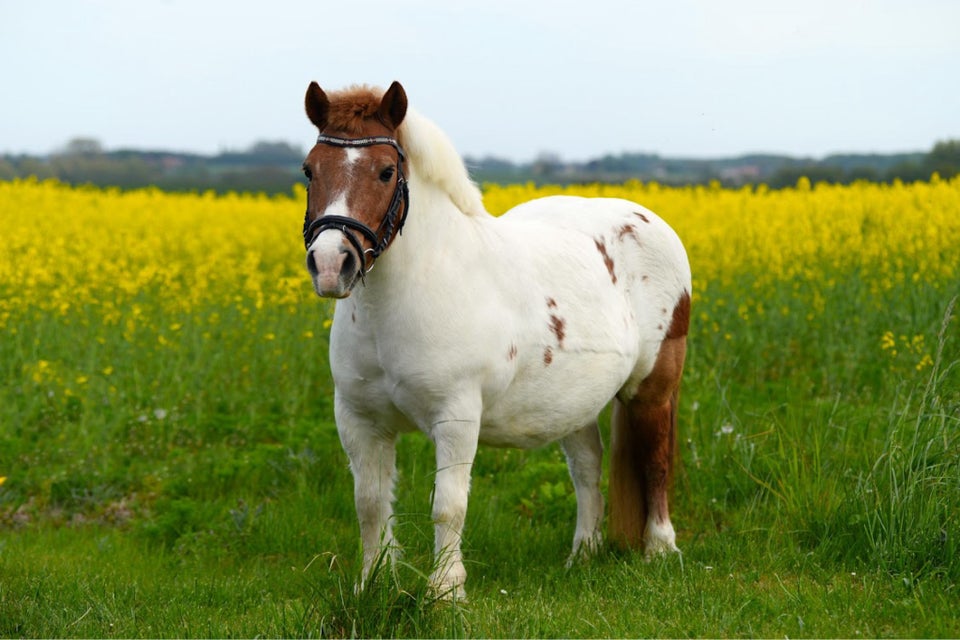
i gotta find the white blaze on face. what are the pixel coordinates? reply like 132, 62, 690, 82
312, 145, 365, 225
344, 147, 363, 166
319, 191, 350, 220
305, 146, 369, 297
307, 190, 349, 284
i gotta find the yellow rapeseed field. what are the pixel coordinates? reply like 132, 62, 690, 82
2, 176, 958, 354
1, 180, 306, 322
485, 177, 959, 296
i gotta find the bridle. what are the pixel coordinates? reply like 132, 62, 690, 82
302, 133, 410, 278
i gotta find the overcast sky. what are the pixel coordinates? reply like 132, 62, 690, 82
2, 0, 958, 161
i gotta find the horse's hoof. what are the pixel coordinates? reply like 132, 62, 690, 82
642, 518, 680, 561
431, 582, 468, 603
429, 560, 467, 603
566, 534, 603, 568
643, 539, 681, 561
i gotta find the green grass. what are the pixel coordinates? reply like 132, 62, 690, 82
2, 269, 959, 636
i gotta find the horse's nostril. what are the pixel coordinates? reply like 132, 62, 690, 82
340, 247, 357, 279
306, 250, 319, 276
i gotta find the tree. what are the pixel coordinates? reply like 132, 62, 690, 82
245, 141, 302, 164
59, 138, 104, 156
925, 139, 960, 178
532, 151, 563, 178
0, 158, 16, 180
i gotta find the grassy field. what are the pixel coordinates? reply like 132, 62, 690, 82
1, 177, 959, 637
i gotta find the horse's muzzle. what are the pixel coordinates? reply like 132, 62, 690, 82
306, 240, 359, 298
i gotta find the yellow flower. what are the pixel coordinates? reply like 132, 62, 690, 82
880, 332, 896, 351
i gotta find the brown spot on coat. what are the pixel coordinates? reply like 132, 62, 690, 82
634, 211, 651, 223
507, 344, 518, 360
616, 223, 640, 243
665, 290, 691, 339
546, 297, 557, 309
594, 238, 617, 284
549, 314, 566, 347
543, 347, 553, 365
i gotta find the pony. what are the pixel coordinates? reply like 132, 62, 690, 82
300, 81, 691, 600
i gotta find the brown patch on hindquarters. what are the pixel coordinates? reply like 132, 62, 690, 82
594, 238, 617, 284
665, 290, 691, 339
609, 289, 691, 548
609, 334, 687, 548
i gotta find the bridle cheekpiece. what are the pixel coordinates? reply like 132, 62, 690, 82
302, 133, 410, 279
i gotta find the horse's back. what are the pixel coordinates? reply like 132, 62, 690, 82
500, 195, 691, 305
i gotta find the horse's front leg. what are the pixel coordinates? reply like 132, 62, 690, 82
428, 417, 480, 601
337, 406, 400, 588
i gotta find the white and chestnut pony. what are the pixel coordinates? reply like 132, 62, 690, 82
301, 81, 691, 600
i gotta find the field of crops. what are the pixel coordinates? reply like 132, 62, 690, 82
1, 176, 959, 637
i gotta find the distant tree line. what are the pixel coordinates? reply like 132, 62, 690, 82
1, 138, 958, 194
0, 139, 306, 195
467, 139, 960, 188
762, 140, 960, 188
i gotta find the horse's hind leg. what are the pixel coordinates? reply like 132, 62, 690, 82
609, 334, 686, 559
561, 420, 604, 565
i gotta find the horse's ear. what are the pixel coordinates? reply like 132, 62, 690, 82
378, 81, 407, 130
305, 81, 329, 130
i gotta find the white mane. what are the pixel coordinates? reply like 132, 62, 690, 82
397, 109, 487, 217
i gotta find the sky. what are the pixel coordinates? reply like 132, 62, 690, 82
2, 0, 959, 162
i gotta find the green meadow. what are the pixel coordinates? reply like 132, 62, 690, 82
1, 179, 958, 637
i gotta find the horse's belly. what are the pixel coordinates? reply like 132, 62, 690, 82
478, 349, 631, 448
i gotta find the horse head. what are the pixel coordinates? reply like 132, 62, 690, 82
302, 81, 409, 298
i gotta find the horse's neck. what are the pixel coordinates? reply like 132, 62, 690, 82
360, 173, 487, 304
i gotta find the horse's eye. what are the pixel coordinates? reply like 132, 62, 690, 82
379, 166, 395, 183
302, 166, 313, 180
